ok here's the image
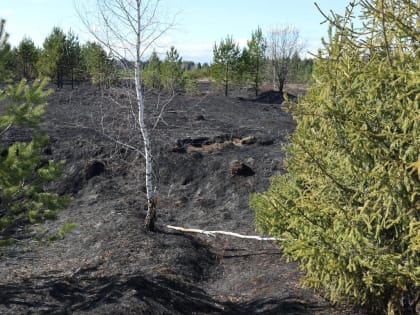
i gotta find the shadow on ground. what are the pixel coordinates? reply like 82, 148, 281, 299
0, 271, 327, 315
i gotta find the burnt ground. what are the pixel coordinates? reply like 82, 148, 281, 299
0, 83, 361, 314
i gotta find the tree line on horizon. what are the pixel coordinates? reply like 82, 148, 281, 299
0, 21, 116, 87
0, 19, 312, 95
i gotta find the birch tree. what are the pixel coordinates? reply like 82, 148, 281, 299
77, 0, 174, 231
267, 26, 302, 94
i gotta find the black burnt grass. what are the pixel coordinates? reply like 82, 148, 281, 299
0, 83, 362, 315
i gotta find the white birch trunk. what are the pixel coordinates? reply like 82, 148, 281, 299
135, 0, 156, 231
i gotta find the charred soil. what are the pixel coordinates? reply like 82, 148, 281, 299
0, 83, 361, 314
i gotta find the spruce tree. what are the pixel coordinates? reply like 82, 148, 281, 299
0, 19, 14, 81
160, 46, 184, 92
62, 30, 82, 88
250, 1, 419, 314
37, 27, 66, 87
212, 36, 240, 97
37, 28, 82, 88
16, 37, 39, 80
0, 79, 70, 244
246, 27, 267, 96
143, 51, 162, 91
81, 41, 116, 85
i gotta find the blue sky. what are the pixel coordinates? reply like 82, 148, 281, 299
2, 0, 352, 63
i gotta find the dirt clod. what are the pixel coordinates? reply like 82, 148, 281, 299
85, 160, 106, 180
230, 160, 255, 177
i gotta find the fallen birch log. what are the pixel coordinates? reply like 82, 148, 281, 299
166, 225, 285, 241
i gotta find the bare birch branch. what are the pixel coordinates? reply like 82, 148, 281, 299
166, 225, 285, 241
61, 122, 145, 158
152, 90, 175, 130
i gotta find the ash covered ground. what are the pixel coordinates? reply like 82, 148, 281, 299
0, 83, 360, 314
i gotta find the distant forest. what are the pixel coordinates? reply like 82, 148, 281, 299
0, 20, 312, 94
